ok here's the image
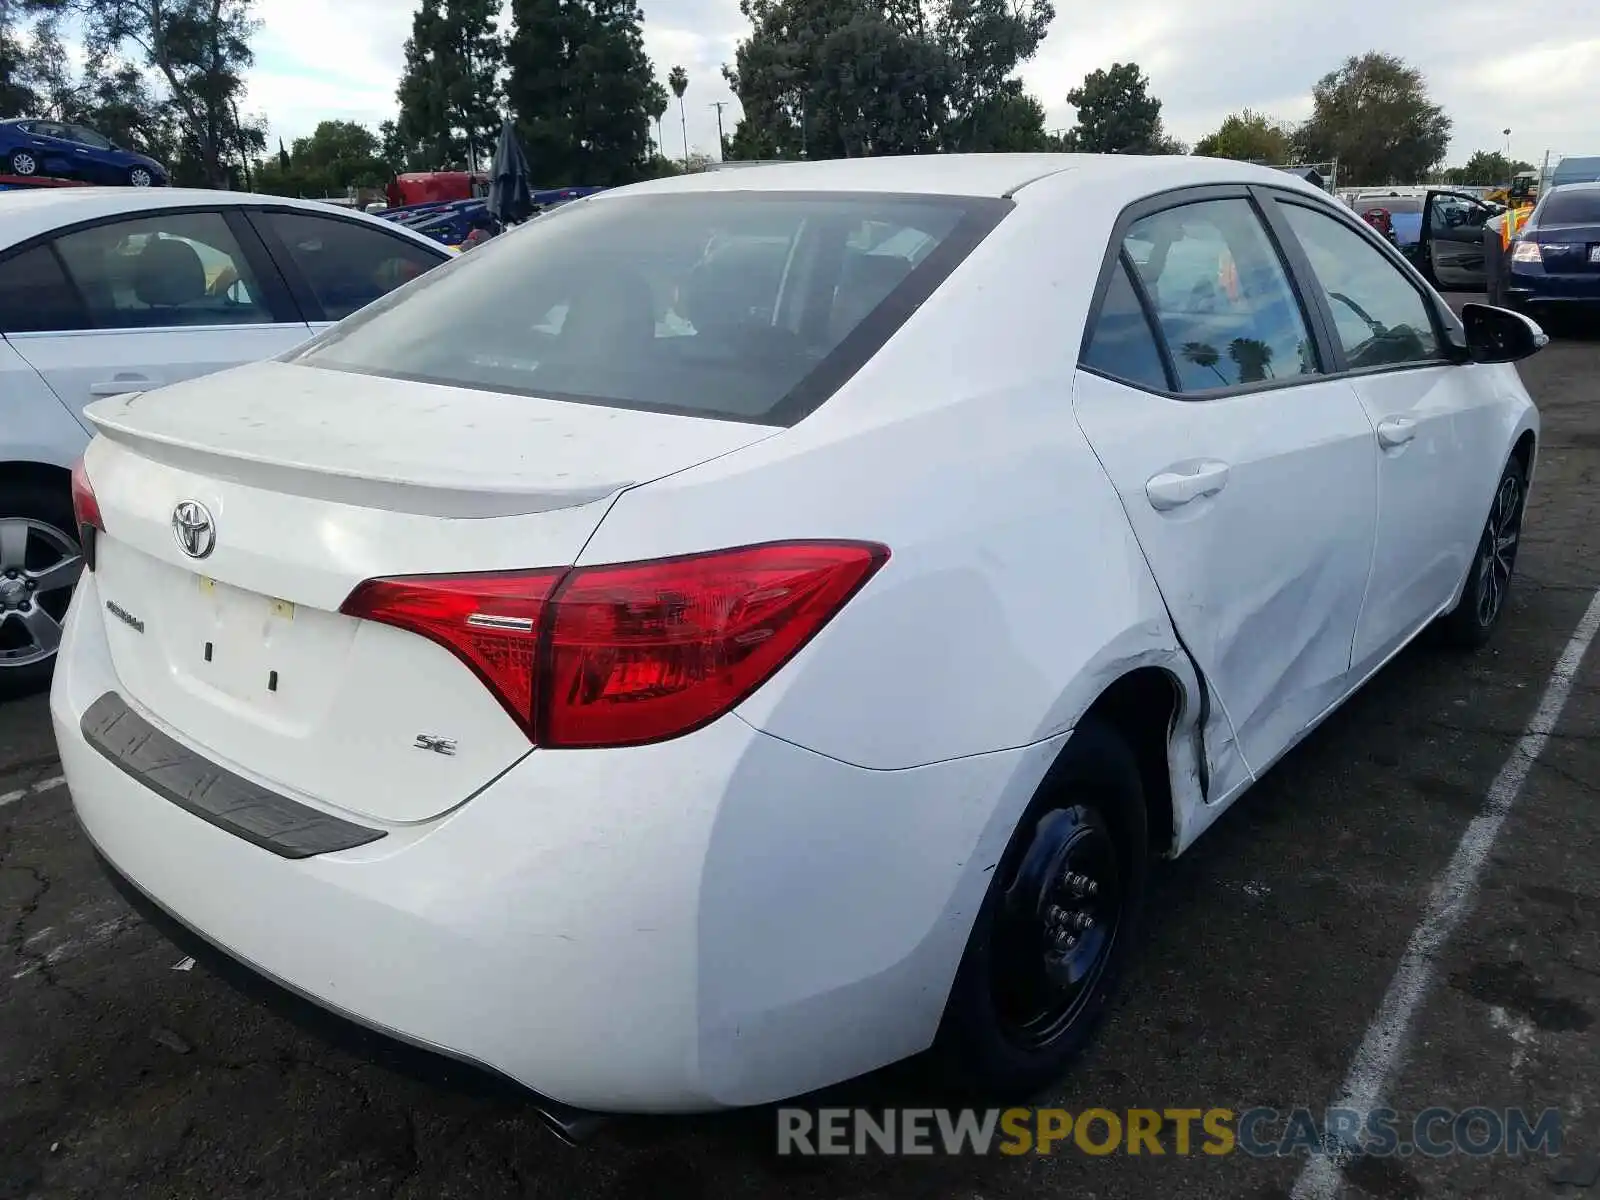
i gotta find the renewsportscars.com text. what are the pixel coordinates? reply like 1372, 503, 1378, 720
776, 1106, 1564, 1158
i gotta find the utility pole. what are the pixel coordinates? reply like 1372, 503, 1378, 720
710, 101, 729, 160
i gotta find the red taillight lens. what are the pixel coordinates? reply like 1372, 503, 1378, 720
340, 569, 565, 735
70, 457, 104, 569
339, 541, 888, 748
540, 541, 888, 748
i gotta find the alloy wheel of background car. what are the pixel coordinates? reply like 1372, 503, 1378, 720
128, 167, 153, 187
1440, 457, 1527, 649
9, 151, 37, 176
934, 718, 1149, 1098
0, 483, 83, 699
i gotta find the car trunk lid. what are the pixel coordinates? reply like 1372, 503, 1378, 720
81, 360, 776, 825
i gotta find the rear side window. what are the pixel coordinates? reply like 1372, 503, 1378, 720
1082, 258, 1170, 391
294, 192, 1007, 425
1124, 199, 1319, 391
52, 210, 274, 330
0, 245, 88, 334
1537, 190, 1600, 225
258, 211, 445, 321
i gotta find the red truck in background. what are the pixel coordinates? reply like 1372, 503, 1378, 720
386, 171, 489, 208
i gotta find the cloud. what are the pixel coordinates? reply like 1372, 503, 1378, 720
243, 0, 1599, 170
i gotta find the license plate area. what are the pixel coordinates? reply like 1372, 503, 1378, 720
189, 575, 307, 704
1589, 245, 1600, 264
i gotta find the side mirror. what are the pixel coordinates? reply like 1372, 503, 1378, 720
1459, 302, 1548, 364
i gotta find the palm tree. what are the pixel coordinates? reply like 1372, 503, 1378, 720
668, 65, 689, 167
1228, 337, 1274, 383
1181, 341, 1229, 386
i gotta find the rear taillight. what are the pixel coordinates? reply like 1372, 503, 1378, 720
1511, 240, 1544, 265
340, 569, 565, 735
70, 457, 104, 570
341, 541, 888, 748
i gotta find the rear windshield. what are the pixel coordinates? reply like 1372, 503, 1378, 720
293, 191, 1008, 426
1537, 190, 1600, 226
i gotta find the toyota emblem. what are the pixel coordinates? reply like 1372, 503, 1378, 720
171, 500, 216, 560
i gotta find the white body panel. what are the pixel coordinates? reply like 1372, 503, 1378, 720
1073, 371, 1378, 774
1346, 363, 1530, 674
52, 154, 1542, 1113
8, 324, 313, 416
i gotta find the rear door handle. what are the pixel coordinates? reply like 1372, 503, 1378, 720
1146, 461, 1231, 511
89, 375, 154, 396
1376, 416, 1418, 449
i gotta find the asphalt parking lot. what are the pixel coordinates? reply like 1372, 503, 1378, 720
3, 301, 1598, 1200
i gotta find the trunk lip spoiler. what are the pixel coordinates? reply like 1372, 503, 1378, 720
84, 416, 629, 519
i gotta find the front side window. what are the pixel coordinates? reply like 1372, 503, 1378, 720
1278, 203, 1441, 370
66, 126, 112, 150
257, 211, 445, 321
295, 192, 1005, 425
1124, 198, 1319, 391
51, 210, 274, 329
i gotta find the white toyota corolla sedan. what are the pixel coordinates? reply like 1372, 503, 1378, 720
52, 154, 1542, 1130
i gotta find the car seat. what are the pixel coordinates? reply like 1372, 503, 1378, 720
134, 237, 208, 320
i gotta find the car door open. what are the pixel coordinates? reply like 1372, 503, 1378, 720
1422, 191, 1494, 289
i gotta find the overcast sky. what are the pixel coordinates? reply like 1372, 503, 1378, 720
245, 0, 1599, 171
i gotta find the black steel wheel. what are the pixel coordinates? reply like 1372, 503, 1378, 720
934, 718, 1148, 1098
1440, 456, 1527, 649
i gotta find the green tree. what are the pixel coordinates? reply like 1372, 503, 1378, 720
256, 119, 389, 196
1294, 52, 1451, 185
1193, 108, 1292, 162
1445, 149, 1533, 186
667, 62, 687, 162
395, 0, 502, 171
55, 0, 261, 186
504, 0, 657, 185
644, 74, 667, 157
1, 10, 35, 118
1061, 61, 1164, 153
722, 0, 1052, 160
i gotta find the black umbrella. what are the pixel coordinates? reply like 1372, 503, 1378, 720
487, 118, 534, 227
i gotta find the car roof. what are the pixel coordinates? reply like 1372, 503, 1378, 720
0, 187, 449, 254
601, 153, 1333, 203
1547, 180, 1600, 192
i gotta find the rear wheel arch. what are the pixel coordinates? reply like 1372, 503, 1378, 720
1073, 667, 1185, 859
1, 460, 72, 498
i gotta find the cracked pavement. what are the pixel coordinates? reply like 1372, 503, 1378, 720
2, 301, 1598, 1199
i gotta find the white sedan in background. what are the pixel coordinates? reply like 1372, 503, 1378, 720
52, 154, 1541, 1134
0, 188, 450, 695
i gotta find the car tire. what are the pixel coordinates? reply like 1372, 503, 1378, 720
9, 150, 38, 177
1439, 456, 1527, 650
0, 480, 83, 700
932, 717, 1149, 1099
128, 166, 154, 187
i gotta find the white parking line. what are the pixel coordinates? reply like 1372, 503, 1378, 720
0, 773, 66, 809
1292, 588, 1600, 1199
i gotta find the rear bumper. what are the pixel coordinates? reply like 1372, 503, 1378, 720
1507, 271, 1600, 304
85, 833, 606, 1141
53, 572, 1061, 1113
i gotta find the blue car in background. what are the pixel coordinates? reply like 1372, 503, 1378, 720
0, 118, 168, 186
1506, 182, 1600, 320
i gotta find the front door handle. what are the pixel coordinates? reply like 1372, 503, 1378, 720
1146, 461, 1231, 511
89, 375, 154, 397
1377, 416, 1417, 449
